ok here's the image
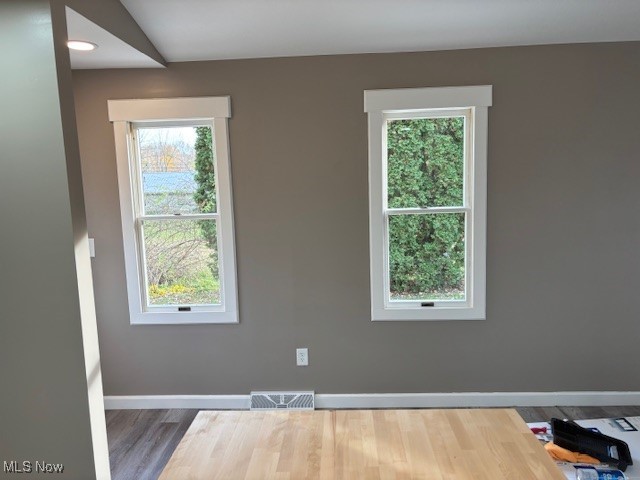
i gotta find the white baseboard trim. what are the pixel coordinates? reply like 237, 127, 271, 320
103, 395, 249, 410
103, 391, 640, 410
315, 392, 640, 409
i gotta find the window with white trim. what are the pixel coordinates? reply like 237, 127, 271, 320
365, 86, 492, 321
108, 97, 238, 324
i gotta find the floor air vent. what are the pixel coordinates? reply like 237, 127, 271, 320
250, 391, 315, 410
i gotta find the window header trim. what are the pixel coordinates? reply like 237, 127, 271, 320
364, 85, 492, 113
108, 96, 231, 122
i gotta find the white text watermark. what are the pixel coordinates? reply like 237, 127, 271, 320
3, 461, 64, 474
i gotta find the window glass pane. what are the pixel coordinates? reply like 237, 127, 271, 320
136, 126, 217, 215
387, 117, 464, 208
142, 218, 220, 306
389, 213, 465, 301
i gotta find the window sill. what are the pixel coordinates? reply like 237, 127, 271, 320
130, 310, 238, 325
372, 306, 485, 322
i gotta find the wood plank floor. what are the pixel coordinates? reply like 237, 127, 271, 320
106, 406, 640, 480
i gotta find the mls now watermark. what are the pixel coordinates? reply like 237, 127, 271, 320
4, 460, 64, 474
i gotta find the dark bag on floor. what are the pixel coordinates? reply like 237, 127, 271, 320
551, 418, 633, 472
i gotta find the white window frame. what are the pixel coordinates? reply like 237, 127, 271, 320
108, 97, 238, 325
365, 85, 492, 321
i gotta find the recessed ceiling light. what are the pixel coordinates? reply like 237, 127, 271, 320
67, 40, 98, 51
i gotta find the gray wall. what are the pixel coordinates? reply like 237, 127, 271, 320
0, 1, 107, 478
73, 42, 640, 396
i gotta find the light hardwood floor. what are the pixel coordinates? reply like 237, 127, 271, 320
106, 406, 640, 480
159, 409, 565, 479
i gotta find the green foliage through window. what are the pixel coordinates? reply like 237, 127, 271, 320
194, 126, 219, 279
387, 117, 465, 300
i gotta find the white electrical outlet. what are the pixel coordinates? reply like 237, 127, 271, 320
296, 348, 308, 366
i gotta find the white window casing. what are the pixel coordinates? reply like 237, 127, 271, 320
109, 97, 238, 325
365, 86, 492, 321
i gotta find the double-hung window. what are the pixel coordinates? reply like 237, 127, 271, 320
108, 97, 238, 324
365, 86, 492, 321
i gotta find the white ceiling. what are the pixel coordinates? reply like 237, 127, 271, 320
66, 7, 162, 69
66, 1, 640, 69
120, 0, 640, 62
